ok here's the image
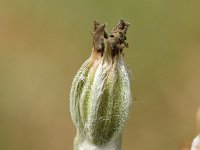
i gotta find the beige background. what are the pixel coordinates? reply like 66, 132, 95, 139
0, 0, 200, 149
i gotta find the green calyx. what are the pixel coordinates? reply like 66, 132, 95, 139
70, 19, 132, 149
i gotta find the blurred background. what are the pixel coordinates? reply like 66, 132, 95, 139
0, 0, 200, 150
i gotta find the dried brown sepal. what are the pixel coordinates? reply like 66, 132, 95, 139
92, 19, 130, 58
92, 20, 106, 55
109, 19, 130, 56
93, 20, 101, 31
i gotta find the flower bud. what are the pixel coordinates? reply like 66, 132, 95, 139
70, 19, 132, 149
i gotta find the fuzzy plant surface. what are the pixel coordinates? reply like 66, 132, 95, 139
70, 19, 132, 150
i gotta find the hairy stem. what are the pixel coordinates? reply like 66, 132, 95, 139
74, 133, 122, 150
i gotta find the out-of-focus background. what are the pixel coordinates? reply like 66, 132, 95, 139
0, 0, 200, 150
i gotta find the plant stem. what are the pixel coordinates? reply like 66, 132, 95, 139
74, 133, 122, 150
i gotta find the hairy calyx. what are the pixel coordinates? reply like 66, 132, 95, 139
70, 19, 132, 150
